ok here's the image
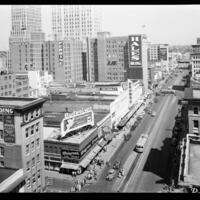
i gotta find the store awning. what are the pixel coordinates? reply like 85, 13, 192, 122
98, 139, 107, 147
79, 158, 91, 169
92, 145, 102, 154
60, 163, 79, 170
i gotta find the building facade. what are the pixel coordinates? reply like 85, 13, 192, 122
0, 97, 46, 192
42, 39, 83, 83
9, 6, 45, 72
52, 5, 102, 41
127, 34, 149, 91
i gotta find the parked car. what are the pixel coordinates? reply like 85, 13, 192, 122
113, 161, 121, 170
151, 111, 156, 117
106, 169, 116, 181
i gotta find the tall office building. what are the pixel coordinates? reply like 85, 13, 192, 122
9, 6, 45, 72
42, 40, 83, 83
0, 97, 46, 192
9, 6, 42, 43
52, 5, 102, 41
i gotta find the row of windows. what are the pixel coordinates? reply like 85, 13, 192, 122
26, 138, 40, 154
26, 171, 41, 189
26, 155, 40, 171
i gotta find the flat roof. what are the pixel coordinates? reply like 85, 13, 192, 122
188, 139, 200, 185
44, 126, 97, 145
62, 127, 97, 144
0, 97, 46, 110
0, 168, 17, 184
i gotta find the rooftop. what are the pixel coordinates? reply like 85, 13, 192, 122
184, 87, 200, 100
188, 139, 200, 185
0, 168, 17, 184
0, 97, 47, 110
44, 126, 97, 145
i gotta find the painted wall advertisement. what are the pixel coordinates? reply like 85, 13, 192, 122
0, 107, 15, 143
159, 48, 168, 61
129, 35, 142, 66
61, 107, 94, 137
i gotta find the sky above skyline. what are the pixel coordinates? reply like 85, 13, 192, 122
0, 5, 200, 50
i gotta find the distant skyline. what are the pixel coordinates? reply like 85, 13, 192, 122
1, 5, 200, 50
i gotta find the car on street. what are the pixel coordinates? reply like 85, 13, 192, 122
106, 169, 117, 181
113, 160, 121, 170
151, 111, 156, 117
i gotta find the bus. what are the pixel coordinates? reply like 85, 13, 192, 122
135, 134, 148, 153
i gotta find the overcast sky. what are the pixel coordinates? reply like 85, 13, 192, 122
1, 5, 200, 50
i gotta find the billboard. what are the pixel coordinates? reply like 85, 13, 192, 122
61, 107, 94, 137
159, 48, 168, 61
58, 41, 63, 65
129, 35, 142, 66
2, 113, 15, 143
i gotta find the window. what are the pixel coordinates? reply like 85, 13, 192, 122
0, 147, 4, 157
194, 120, 199, 128
0, 161, 4, 167
37, 154, 40, 163
37, 170, 41, 180
26, 144, 29, 155
26, 178, 31, 188
35, 123, 39, 132
36, 138, 40, 148
25, 128, 29, 138
31, 125, 34, 135
0, 130, 3, 140
31, 141, 34, 151
194, 107, 198, 115
32, 157, 35, 167
26, 161, 30, 171
32, 174, 36, 184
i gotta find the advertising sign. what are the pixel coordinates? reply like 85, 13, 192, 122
129, 35, 142, 66
61, 107, 94, 137
159, 48, 168, 61
3, 115, 15, 143
58, 41, 63, 65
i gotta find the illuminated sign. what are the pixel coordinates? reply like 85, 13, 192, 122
61, 107, 94, 137
159, 48, 168, 61
0, 107, 14, 114
58, 41, 63, 65
129, 35, 142, 66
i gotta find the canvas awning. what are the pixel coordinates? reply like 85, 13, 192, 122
60, 163, 79, 170
98, 139, 107, 147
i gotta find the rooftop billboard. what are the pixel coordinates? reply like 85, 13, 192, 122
60, 107, 94, 137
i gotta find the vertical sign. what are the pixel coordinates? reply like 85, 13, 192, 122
58, 41, 63, 65
129, 35, 142, 66
0, 107, 15, 143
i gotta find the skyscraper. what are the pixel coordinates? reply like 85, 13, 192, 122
9, 5, 42, 44
52, 5, 102, 41
9, 6, 45, 72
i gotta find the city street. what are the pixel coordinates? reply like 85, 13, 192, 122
80, 70, 185, 192
123, 71, 186, 192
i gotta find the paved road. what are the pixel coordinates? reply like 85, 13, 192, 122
81, 72, 181, 192
124, 70, 187, 193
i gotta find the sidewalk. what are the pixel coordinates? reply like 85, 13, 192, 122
45, 91, 154, 192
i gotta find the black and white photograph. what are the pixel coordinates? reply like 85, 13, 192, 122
0, 4, 199, 193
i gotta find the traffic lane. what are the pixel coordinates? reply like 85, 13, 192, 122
133, 96, 179, 192
83, 94, 167, 192
124, 95, 174, 192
